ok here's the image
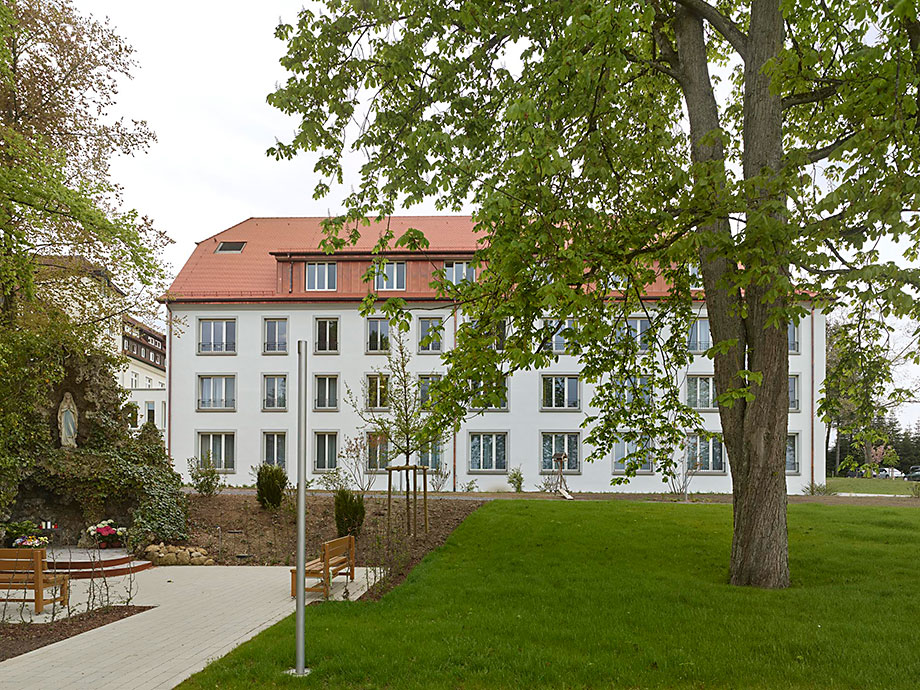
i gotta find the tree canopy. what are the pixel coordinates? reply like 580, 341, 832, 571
270, 0, 920, 587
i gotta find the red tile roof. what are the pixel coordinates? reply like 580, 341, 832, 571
166, 216, 479, 303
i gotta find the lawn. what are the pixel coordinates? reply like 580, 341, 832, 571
181, 500, 920, 689
826, 476, 916, 495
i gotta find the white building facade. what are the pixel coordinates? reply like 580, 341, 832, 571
165, 218, 826, 493
120, 316, 168, 432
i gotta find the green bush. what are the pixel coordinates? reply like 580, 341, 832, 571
188, 453, 223, 497
256, 463, 288, 509
334, 488, 366, 538
910, 482, 920, 499
802, 481, 837, 496
508, 467, 524, 493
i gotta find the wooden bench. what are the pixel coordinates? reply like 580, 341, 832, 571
290, 535, 355, 600
0, 548, 70, 614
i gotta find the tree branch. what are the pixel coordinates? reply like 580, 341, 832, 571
673, 0, 749, 60
782, 83, 841, 110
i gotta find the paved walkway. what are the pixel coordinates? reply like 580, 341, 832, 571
0, 565, 373, 690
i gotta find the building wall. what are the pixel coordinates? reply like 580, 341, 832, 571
167, 303, 826, 494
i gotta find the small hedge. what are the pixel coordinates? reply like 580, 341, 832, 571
334, 488, 365, 538
256, 463, 288, 509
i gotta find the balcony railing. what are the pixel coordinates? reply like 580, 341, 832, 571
264, 341, 287, 353
688, 340, 711, 352
198, 398, 236, 410
198, 342, 236, 353
264, 397, 287, 409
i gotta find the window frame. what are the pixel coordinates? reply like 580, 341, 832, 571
366, 432, 389, 473
686, 433, 726, 474
374, 261, 406, 291
542, 318, 575, 354
688, 318, 711, 354
786, 433, 800, 475
418, 317, 443, 354
262, 373, 288, 412
789, 374, 800, 412
304, 262, 337, 291
540, 374, 581, 411
197, 374, 237, 411
686, 375, 718, 411
539, 431, 582, 475
611, 437, 655, 475
469, 376, 510, 412
468, 431, 509, 474
263, 430, 287, 469
314, 316, 340, 355
366, 318, 390, 354
444, 261, 475, 285
313, 431, 339, 472
196, 431, 236, 473
197, 318, 237, 355
418, 374, 442, 408
788, 321, 800, 354
314, 374, 339, 412
263, 317, 289, 354
418, 439, 442, 470
366, 373, 390, 411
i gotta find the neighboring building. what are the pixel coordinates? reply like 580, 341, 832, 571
120, 315, 167, 432
164, 217, 826, 493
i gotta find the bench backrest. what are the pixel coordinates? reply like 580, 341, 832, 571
323, 535, 354, 562
0, 548, 46, 582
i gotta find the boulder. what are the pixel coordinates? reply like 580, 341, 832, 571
160, 553, 178, 565
191, 556, 205, 565
177, 550, 191, 565
204, 558, 215, 566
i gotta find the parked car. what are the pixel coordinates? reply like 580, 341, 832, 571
878, 468, 906, 479
907, 468, 920, 482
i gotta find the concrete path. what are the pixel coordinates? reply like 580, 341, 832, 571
0, 565, 374, 690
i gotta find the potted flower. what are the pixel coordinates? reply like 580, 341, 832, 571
12, 534, 50, 548
86, 520, 128, 549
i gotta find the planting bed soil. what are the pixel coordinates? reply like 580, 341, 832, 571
0, 605, 152, 661
187, 493, 485, 598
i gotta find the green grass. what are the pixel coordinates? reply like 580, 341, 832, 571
181, 501, 920, 689
825, 476, 916, 495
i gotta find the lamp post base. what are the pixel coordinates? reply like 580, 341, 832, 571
285, 668, 312, 677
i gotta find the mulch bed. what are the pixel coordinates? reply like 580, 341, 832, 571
187, 493, 485, 599
0, 606, 153, 662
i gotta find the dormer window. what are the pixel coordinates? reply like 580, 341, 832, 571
216, 241, 246, 253
305, 262, 337, 291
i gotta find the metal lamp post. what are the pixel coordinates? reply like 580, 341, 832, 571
289, 340, 310, 677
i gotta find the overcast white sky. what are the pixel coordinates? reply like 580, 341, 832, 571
75, 1, 444, 277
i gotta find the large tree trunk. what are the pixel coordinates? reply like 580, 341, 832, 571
673, 0, 790, 588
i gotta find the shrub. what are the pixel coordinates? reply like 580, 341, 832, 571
255, 463, 289, 509
460, 478, 479, 492
334, 488, 366, 537
910, 482, 920, 499
319, 467, 350, 492
188, 453, 224, 497
429, 465, 451, 492
802, 481, 837, 496
508, 467, 524, 493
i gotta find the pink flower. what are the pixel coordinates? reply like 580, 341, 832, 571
97, 525, 116, 536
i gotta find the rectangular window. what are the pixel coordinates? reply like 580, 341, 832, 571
786, 434, 799, 474
612, 438, 653, 474
145, 376, 153, 388
374, 261, 406, 290
788, 322, 799, 353
444, 261, 475, 285
541, 432, 580, 473
542, 319, 575, 353
315, 318, 339, 353
789, 375, 799, 411
541, 375, 580, 410
689, 264, 703, 289
688, 319, 710, 353
367, 433, 388, 471
315, 432, 338, 471
686, 434, 724, 472
625, 376, 652, 405
470, 432, 507, 472
130, 372, 138, 388
419, 440, 442, 470
471, 377, 509, 411
419, 374, 441, 407
367, 319, 390, 353
198, 375, 236, 410
263, 375, 287, 410
315, 375, 338, 410
687, 376, 716, 409
145, 401, 155, 425
216, 241, 245, 253
198, 432, 235, 471
264, 318, 288, 353
418, 317, 442, 353
198, 319, 236, 354
305, 262, 337, 291
264, 432, 287, 468
626, 318, 651, 351
367, 374, 389, 410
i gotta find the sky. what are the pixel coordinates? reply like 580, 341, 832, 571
75, 1, 444, 277
74, 1, 920, 426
